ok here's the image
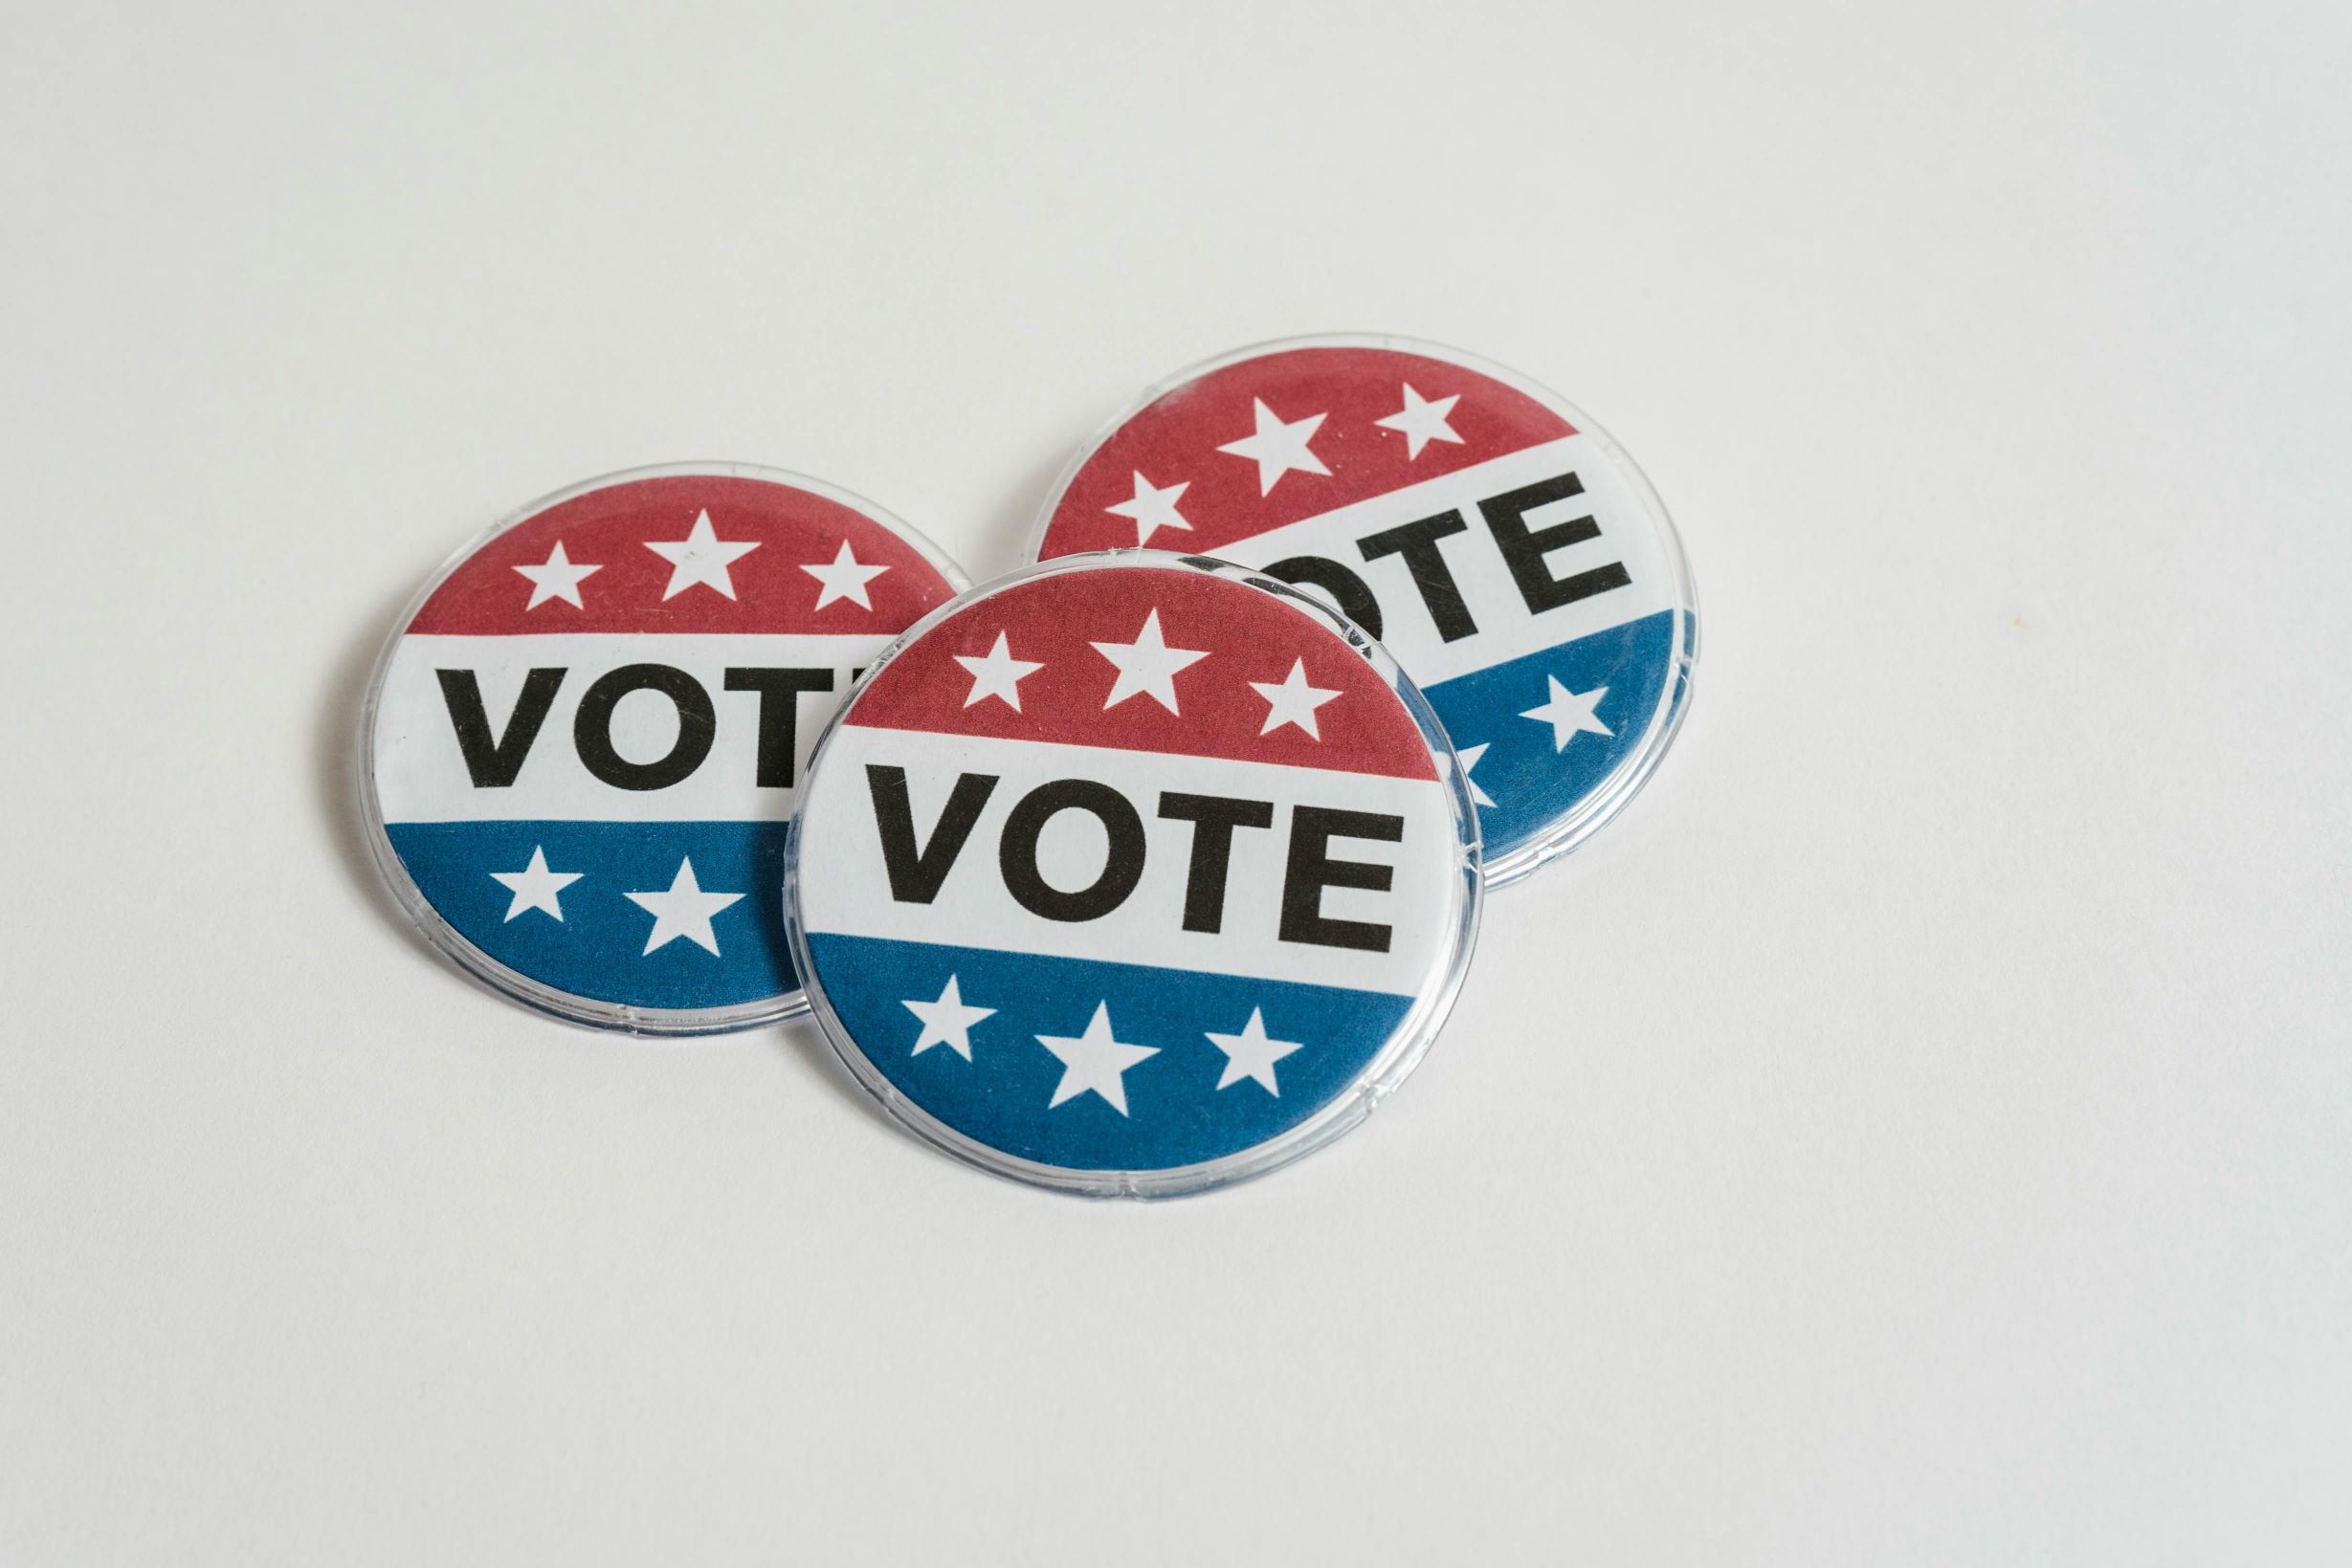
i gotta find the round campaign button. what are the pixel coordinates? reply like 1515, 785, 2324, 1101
787, 553, 1481, 1196
362, 462, 965, 1034
1029, 334, 1697, 886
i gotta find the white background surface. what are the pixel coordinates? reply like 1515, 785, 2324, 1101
4, 3, 2346, 1561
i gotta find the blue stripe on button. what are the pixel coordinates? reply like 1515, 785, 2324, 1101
386, 819, 791, 1010
805, 933, 1417, 1172
1422, 607, 1681, 860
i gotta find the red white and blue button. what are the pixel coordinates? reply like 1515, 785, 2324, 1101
363, 463, 965, 1033
787, 555, 1480, 1195
1030, 335, 1697, 884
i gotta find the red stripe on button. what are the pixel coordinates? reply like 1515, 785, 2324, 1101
846, 563, 1439, 782
407, 475, 958, 636
1039, 345, 1573, 560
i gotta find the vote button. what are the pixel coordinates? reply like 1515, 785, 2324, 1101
361, 462, 965, 1033
786, 554, 1482, 1195
1029, 335, 1697, 884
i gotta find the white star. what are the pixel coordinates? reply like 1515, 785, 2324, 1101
903, 975, 995, 1060
1374, 382, 1465, 460
1091, 608, 1209, 715
1452, 742, 1497, 808
489, 846, 583, 921
645, 509, 761, 601
622, 856, 744, 957
954, 631, 1045, 711
801, 539, 891, 611
1035, 1003, 1159, 1115
512, 541, 602, 609
1104, 470, 1193, 546
1249, 657, 1342, 740
1217, 398, 1330, 496
1520, 677, 1613, 752
1204, 1007, 1305, 1095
